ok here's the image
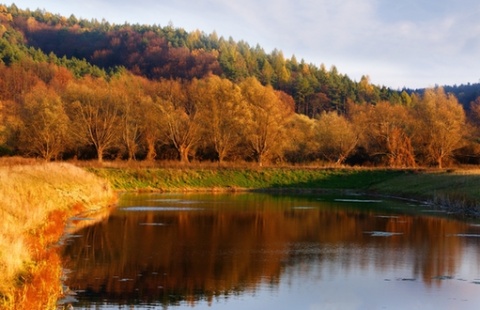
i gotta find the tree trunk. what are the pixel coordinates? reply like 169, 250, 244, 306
145, 137, 156, 161
179, 145, 190, 163
437, 156, 443, 169
218, 149, 226, 164
335, 154, 347, 166
127, 144, 136, 161
97, 146, 104, 163
256, 152, 263, 167
127, 150, 136, 161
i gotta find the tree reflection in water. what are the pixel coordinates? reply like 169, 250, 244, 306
61, 192, 480, 308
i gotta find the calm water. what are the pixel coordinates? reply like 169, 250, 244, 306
61, 192, 480, 309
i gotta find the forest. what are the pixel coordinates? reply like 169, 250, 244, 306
1, 3, 480, 167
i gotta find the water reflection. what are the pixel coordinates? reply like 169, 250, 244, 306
62, 193, 480, 309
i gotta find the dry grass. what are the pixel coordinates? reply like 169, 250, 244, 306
0, 159, 116, 309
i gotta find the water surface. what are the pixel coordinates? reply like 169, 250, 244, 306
61, 192, 480, 309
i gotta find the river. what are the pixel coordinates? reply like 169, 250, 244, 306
61, 192, 480, 309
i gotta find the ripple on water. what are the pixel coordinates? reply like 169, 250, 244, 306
448, 234, 480, 238
364, 231, 403, 237
292, 206, 316, 210
120, 206, 202, 212
334, 199, 383, 203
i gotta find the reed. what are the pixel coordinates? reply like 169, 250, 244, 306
0, 161, 116, 309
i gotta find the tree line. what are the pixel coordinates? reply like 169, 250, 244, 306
0, 4, 479, 167
1, 58, 479, 167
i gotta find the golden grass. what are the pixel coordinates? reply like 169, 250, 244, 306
0, 160, 116, 309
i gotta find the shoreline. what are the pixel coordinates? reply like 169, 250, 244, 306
1, 162, 479, 309
0, 162, 116, 309
89, 166, 480, 218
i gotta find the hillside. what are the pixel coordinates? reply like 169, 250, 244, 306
2, 4, 410, 114
4, 4, 480, 109
0, 3, 479, 166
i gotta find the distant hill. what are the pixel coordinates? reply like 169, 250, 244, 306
2, 4, 479, 113
0, 3, 416, 116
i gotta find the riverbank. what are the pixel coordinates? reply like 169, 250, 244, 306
0, 161, 116, 309
1, 162, 479, 308
88, 166, 480, 217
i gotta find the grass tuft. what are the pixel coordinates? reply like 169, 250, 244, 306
0, 160, 116, 309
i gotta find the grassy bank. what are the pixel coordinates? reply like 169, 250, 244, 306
0, 161, 116, 309
2, 163, 477, 308
89, 166, 480, 216
88, 166, 405, 191
370, 169, 480, 217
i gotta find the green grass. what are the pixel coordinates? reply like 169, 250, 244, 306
89, 167, 405, 191
370, 170, 480, 198
89, 166, 480, 217
370, 169, 480, 216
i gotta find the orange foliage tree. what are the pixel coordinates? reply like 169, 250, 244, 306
315, 111, 358, 165
19, 82, 70, 160
63, 76, 122, 162
239, 77, 294, 165
412, 88, 466, 168
349, 101, 415, 167
194, 75, 250, 163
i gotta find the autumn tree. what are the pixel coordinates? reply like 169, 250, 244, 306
239, 77, 294, 165
349, 101, 415, 167
194, 75, 250, 163
18, 82, 70, 160
156, 79, 200, 163
110, 73, 150, 161
283, 113, 316, 163
0, 100, 6, 148
412, 88, 466, 168
463, 97, 480, 162
0, 62, 39, 102
130, 78, 172, 161
469, 96, 480, 136
141, 96, 163, 161
0, 98, 22, 154
470, 96, 480, 135
315, 111, 357, 165
48, 65, 74, 93
357, 75, 380, 104
64, 76, 121, 162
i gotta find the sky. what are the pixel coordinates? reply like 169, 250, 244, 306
7, 0, 480, 89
